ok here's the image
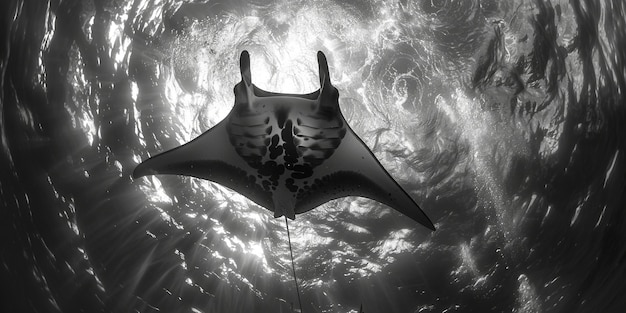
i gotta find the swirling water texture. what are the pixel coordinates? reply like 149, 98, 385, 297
1, 0, 625, 312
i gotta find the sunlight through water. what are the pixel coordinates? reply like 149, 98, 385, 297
1, 0, 625, 312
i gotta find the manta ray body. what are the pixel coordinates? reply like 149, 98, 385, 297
133, 51, 435, 231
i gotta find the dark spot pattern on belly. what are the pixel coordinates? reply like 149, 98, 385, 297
227, 104, 346, 197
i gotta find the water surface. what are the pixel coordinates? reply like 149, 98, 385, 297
1, 0, 625, 312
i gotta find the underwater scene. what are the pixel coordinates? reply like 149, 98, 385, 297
1, 0, 625, 312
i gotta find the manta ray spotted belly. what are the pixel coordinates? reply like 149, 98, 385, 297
133, 51, 435, 231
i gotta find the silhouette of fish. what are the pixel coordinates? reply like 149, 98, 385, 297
133, 51, 435, 231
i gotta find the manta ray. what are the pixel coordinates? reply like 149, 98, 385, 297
133, 51, 435, 231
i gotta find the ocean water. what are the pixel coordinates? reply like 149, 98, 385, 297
1, 0, 625, 312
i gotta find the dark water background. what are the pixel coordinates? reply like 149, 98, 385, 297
1, 0, 625, 312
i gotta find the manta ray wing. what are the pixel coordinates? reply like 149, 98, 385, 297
132, 120, 274, 210
292, 124, 436, 231
133, 50, 435, 231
